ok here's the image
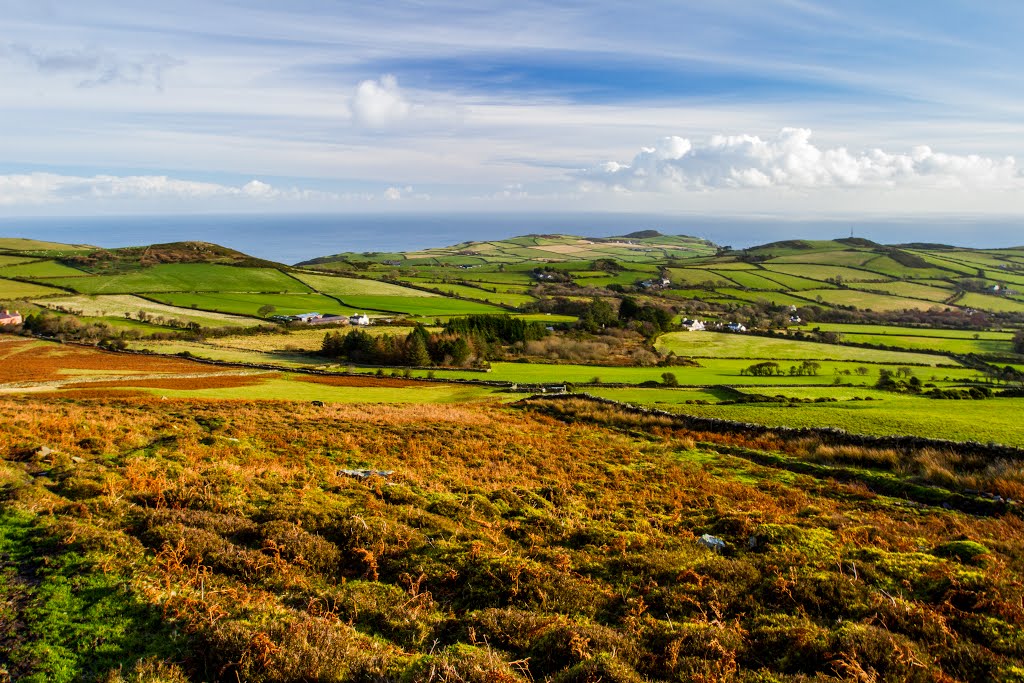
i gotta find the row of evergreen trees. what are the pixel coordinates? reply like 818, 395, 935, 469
320, 316, 550, 367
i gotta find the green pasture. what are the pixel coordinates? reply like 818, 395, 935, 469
147, 291, 362, 317
0, 259, 89, 279
711, 270, 785, 290
716, 289, 816, 307
807, 322, 1015, 339
699, 260, 756, 270
910, 253, 979, 276
40, 263, 309, 294
292, 271, 437, 297
666, 268, 738, 287
664, 394, 1024, 447
0, 254, 37, 266
37, 294, 258, 328
336, 295, 506, 316
856, 281, 954, 303
797, 289, 941, 312
858, 255, 951, 279
405, 282, 535, 307
767, 249, 874, 266
955, 292, 1024, 313
0, 277, 66, 299
754, 270, 834, 290
0, 237, 93, 252
656, 330, 953, 364
763, 263, 891, 283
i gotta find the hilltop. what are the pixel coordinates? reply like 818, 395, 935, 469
296, 232, 718, 267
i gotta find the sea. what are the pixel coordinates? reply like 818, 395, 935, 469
0, 212, 1019, 264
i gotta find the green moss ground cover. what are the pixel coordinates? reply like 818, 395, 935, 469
40, 264, 309, 294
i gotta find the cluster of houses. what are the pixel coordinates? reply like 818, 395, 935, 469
679, 318, 747, 333
0, 309, 22, 326
639, 277, 672, 290
269, 312, 371, 326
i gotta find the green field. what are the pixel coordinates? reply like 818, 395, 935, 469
37, 294, 259, 328
656, 331, 954, 364
660, 394, 1024, 447
666, 268, 738, 287
291, 271, 437, 297
336, 295, 507, 316
763, 263, 892, 283
40, 263, 309, 294
146, 291, 371, 317
752, 270, 833, 290
710, 269, 785, 290
955, 292, 1024, 313
0, 254, 36, 266
799, 323, 1017, 355
401, 282, 535, 307
0, 259, 90, 279
797, 289, 942, 311
768, 249, 875, 266
716, 289, 816, 307
0, 277, 66, 299
856, 280, 955, 303
0, 237, 95, 252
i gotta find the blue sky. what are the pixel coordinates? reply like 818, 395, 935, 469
1, 0, 1023, 224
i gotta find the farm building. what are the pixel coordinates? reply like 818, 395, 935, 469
0, 309, 22, 326
680, 319, 705, 331
350, 313, 371, 326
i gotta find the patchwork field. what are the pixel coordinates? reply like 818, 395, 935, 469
40, 263, 310, 294
37, 294, 259, 328
656, 331, 952, 364
146, 291, 365, 317
291, 271, 438, 297
796, 289, 943, 311
0, 259, 88, 279
0, 277, 66, 299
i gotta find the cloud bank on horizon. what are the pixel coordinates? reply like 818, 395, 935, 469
580, 128, 1022, 193
1, 1, 1022, 221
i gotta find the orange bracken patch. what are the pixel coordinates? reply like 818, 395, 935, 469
0, 338, 228, 383
294, 374, 424, 388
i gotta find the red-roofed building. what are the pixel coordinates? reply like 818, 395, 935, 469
0, 309, 22, 326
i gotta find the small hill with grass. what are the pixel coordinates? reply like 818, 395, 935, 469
297, 232, 718, 267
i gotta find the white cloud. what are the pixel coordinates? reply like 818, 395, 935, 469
350, 74, 412, 128
579, 128, 1023, 193
0, 172, 336, 206
383, 185, 430, 201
